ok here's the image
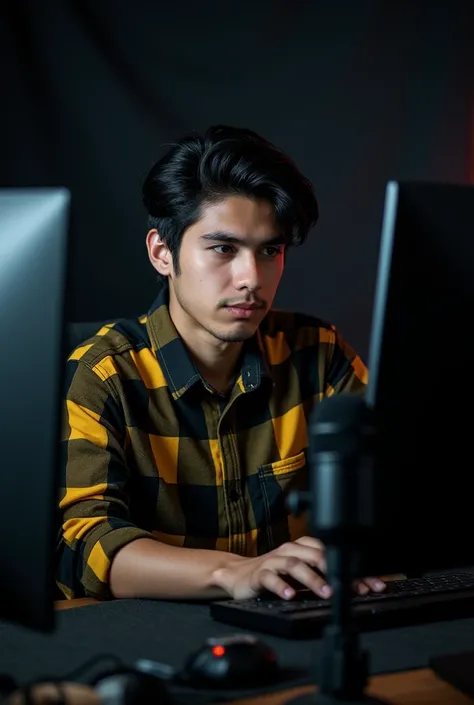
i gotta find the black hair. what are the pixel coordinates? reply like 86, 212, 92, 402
142, 124, 319, 287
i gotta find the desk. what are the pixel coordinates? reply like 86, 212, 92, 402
9, 599, 473, 704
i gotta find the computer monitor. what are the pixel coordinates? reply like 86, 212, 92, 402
364, 180, 474, 577
0, 188, 70, 631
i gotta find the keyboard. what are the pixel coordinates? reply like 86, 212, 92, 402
210, 572, 474, 638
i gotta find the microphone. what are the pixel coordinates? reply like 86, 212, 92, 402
288, 394, 377, 551
309, 394, 376, 552
286, 394, 384, 704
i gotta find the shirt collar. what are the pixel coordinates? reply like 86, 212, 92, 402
145, 286, 272, 400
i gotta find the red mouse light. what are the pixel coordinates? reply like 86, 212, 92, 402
212, 645, 226, 658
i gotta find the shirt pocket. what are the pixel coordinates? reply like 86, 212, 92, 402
257, 451, 309, 551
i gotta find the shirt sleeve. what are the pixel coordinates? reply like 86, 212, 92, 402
324, 326, 368, 396
56, 357, 154, 600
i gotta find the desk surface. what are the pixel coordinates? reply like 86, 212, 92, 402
49, 598, 474, 705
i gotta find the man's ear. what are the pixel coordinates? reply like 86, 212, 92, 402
146, 229, 174, 277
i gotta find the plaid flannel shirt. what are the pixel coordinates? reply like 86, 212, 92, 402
56, 288, 367, 599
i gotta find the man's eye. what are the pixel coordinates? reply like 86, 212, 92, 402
213, 245, 234, 254
262, 246, 282, 257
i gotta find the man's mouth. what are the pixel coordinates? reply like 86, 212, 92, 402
228, 302, 262, 310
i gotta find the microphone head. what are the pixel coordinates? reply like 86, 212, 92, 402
308, 394, 378, 545
310, 394, 376, 453
312, 393, 372, 427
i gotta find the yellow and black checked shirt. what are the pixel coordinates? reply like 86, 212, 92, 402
57, 288, 367, 599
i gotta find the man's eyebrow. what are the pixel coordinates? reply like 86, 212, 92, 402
200, 231, 285, 246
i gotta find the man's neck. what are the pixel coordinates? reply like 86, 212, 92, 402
169, 299, 243, 395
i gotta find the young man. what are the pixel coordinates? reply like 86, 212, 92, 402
57, 125, 384, 602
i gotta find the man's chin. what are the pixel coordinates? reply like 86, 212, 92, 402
210, 322, 258, 343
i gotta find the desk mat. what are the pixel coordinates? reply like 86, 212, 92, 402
1, 600, 474, 701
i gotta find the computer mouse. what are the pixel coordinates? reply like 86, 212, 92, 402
181, 633, 279, 689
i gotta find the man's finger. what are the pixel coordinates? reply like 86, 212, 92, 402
284, 558, 332, 599
352, 579, 370, 595
354, 577, 386, 593
362, 577, 386, 592
277, 541, 327, 575
294, 536, 325, 551
256, 567, 297, 600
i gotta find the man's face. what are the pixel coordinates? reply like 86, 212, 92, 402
157, 196, 285, 343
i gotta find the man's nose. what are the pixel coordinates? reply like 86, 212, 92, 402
233, 253, 261, 291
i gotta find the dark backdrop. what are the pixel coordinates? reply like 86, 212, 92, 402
1, 0, 473, 360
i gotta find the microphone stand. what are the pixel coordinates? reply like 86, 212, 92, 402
285, 396, 391, 705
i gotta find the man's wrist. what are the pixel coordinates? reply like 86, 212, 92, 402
210, 552, 246, 596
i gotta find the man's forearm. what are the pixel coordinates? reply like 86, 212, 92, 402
109, 538, 245, 600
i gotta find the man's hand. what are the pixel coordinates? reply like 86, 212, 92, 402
212, 536, 386, 600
